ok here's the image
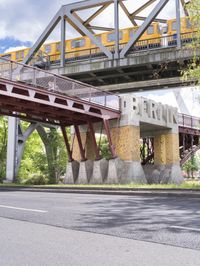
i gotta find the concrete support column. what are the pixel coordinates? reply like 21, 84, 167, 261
154, 132, 180, 165
72, 131, 96, 161
111, 125, 140, 161
154, 132, 183, 184
110, 125, 146, 184
65, 127, 97, 184
6, 117, 18, 182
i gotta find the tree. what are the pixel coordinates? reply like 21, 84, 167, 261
18, 125, 48, 183
183, 0, 200, 85
18, 123, 68, 184
98, 135, 112, 160
182, 155, 199, 178
0, 116, 7, 182
0, 117, 68, 184
36, 126, 67, 184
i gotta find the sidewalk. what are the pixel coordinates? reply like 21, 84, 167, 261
1, 185, 200, 198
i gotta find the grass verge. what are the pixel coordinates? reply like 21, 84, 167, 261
0, 180, 200, 190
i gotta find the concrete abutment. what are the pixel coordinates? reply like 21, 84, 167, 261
64, 95, 183, 185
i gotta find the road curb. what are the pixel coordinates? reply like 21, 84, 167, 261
0, 186, 200, 198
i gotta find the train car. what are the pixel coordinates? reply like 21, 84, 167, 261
0, 48, 30, 73
0, 22, 162, 66
0, 17, 195, 67
40, 22, 162, 64
167, 17, 194, 46
128, 22, 161, 50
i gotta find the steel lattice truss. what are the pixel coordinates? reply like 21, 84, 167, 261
23, 0, 190, 66
0, 58, 120, 125
0, 58, 121, 164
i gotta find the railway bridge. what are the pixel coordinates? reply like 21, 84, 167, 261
1, 0, 199, 183
22, 0, 197, 91
0, 58, 199, 184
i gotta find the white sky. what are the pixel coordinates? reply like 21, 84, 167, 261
0, 0, 185, 50
136, 87, 200, 117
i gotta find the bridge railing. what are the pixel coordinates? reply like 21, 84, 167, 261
0, 57, 120, 110
178, 113, 200, 129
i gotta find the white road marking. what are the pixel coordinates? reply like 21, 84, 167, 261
171, 225, 200, 232
0, 205, 47, 213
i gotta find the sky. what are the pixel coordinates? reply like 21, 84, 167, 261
0, 0, 199, 116
0, 0, 182, 53
136, 87, 200, 117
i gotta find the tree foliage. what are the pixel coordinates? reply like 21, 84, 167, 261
0, 117, 68, 184
183, 0, 200, 84
99, 135, 112, 160
19, 126, 68, 184
182, 154, 200, 178
0, 117, 7, 182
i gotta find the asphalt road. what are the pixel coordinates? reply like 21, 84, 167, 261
0, 191, 200, 266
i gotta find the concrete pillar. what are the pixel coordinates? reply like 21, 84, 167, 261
64, 161, 79, 184
154, 132, 180, 165
90, 158, 108, 184
154, 131, 183, 184
6, 117, 18, 182
111, 125, 140, 161
110, 125, 146, 184
77, 160, 93, 184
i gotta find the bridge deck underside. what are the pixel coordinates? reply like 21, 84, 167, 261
0, 79, 120, 126
53, 47, 197, 90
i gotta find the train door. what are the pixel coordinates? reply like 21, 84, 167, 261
161, 25, 168, 47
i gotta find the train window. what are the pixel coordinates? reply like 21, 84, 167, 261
162, 25, 168, 34
147, 25, 154, 35
107, 31, 123, 42
91, 36, 101, 45
129, 28, 138, 38
186, 19, 192, 29
16, 51, 24, 60
172, 21, 177, 31
71, 39, 86, 48
45, 45, 51, 53
56, 43, 61, 52
16, 52, 20, 60
157, 24, 162, 34
0, 54, 11, 62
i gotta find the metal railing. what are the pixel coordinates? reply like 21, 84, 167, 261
0, 57, 120, 110
178, 113, 200, 129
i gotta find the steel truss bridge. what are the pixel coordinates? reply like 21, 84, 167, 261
21, 0, 196, 91
1, 0, 199, 180
0, 58, 120, 176
0, 58, 199, 170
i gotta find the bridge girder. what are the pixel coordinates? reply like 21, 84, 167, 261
23, 0, 190, 66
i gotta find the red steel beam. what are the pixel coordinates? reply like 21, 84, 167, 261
61, 126, 74, 162
0, 96, 95, 126
103, 119, 116, 158
0, 79, 120, 124
74, 124, 87, 161
87, 120, 101, 160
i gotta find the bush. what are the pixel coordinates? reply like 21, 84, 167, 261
22, 174, 48, 185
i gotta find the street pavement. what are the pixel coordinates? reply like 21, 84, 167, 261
0, 191, 200, 265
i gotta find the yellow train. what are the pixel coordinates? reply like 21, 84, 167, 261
0, 17, 195, 65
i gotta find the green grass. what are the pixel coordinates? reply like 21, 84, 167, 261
1, 180, 200, 190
